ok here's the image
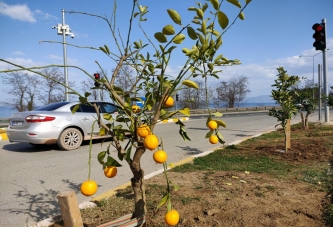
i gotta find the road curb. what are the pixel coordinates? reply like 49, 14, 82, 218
0, 128, 8, 140
159, 117, 189, 123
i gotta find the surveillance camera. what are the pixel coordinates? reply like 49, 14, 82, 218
71, 33, 75, 38
52, 26, 57, 29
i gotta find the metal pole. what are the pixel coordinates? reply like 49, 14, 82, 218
312, 56, 315, 85
318, 64, 322, 121
62, 9, 69, 101
322, 18, 329, 122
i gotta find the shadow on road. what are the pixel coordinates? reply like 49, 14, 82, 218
1, 139, 110, 153
5, 179, 82, 226
176, 145, 203, 155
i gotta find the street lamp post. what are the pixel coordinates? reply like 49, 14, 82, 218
52, 9, 74, 102
299, 52, 322, 85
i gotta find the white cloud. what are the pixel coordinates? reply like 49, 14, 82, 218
48, 54, 79, 65
0, 57, 37, 69
34, 9, 57, 20
12, 51, 25, 55
0, 2, 36, 22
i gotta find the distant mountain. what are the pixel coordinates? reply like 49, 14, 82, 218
243, 95, 275, 104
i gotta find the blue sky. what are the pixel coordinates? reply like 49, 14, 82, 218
0, 0, 333, 103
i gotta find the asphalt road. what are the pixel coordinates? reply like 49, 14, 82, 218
0, 110, 331, 227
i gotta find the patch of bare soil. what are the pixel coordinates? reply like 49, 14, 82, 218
146, 171, 327, 227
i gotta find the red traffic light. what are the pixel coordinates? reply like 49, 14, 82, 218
94, 73, 100, 79
312, 23, 323, 32
312, 23, 326, 51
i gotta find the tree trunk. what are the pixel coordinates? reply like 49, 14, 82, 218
300, 112, 305, 130
305, 112, 310, 130
130, 145, 147, 223
284, 127, 288, 152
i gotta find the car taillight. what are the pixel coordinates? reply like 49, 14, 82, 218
25, 115, 55, 123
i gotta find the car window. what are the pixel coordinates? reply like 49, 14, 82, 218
100, 103, 119, 114
34, 102, 70, 111
79, 104, 96, 113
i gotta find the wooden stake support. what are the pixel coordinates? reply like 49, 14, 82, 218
57, 191, 83, 227
286, 119, 291, 149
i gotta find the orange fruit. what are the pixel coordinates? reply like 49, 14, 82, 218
207, 120, 218, 130
209, 135, 219, 144
153, 150, 168, 164
164, 96, 174, 107
144, 134, 159, 150
104, 166, 117, 178
137, 124, 151, 138
132, 105, 140, 113
165, 209, 180, 226
80, 180, 98, 196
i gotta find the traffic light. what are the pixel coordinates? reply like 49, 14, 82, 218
176, 94, 179, 101
94, 73, 100, 87
312, 23, 326, 51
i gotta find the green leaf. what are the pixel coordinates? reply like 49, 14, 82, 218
125, 145, 132, 162
238, 12, 245, 20
187, 26, 198, 40
79, 97, 87, 104
162, 25, 175, 35
215, 119, 226, 127
246, 0, 252, 4
99, 127, 107, 136
182, 79, 199, 89
210, 0, 220, 10
167, 9, 182, 25
104, 45, 110, 54
97, 151, 106, 164
188, 7, 196, 11
99, 46, 108, 54
196, 8, 204, 20
217, 131, 225, 144
154, 32, 167, 43
175, 119, 185, 127
106, 156, 122, 167
84, 92, 91, 97
192, 19, 201, 24
156, 193, 169, 210
201, 20, 207, 35
213, 112, 223, 117
102, 113, 112, 120
178, 107, 190, 117
172, 34, 185, 44
71, 104, 80, 114
227, 0, 241, 8
217, 11, 229, 30
205, 130, 214, 138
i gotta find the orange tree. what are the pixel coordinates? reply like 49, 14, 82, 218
0, 0, 251, 224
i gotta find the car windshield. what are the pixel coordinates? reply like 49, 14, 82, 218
34, 102, 71, 111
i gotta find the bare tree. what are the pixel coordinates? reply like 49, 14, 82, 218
215, 75, 250, 108
178, 80, 205, 109
1, 72, 32, 111
25, 75, 41, 110
38, 67, 66, 105
113, 65, 136, 92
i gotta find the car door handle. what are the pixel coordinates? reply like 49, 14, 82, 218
82, 118, 89, 121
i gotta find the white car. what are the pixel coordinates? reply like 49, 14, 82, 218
7, 101, 126, 150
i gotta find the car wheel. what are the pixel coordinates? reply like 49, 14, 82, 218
57, 128, 83, 150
